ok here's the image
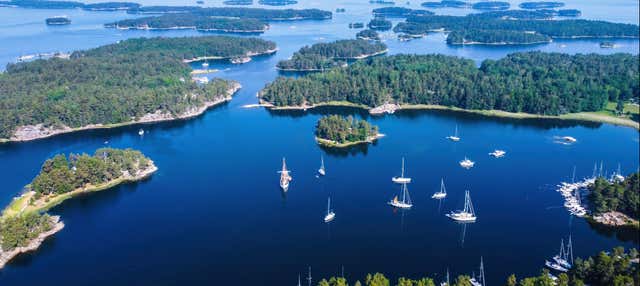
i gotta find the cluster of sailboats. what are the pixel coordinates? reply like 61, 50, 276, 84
445, 125, 506, 169
545, 237, 574, 274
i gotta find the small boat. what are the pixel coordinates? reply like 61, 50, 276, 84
469, 257, 485, 286
138, 129, 144, 136
446, 191, 476, 222
489, 150, 505, 158
392, 157, 412, 184
431, 178, 447, 199
446, 125, 460, 142
324, 197, 335, 222
278, 157, 292, 192
202, 61, 209, 68
545, 260, 568, 272
318, 156, 326, 176
388, 183, 413, 209
561, 136, 577, 143
459, 157, 475, 169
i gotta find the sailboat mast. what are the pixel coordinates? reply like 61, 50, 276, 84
479, 257, 485, 286
402, 183, 407, 203
401, 157, 405, 177
455, 125, 458, 137
307, 266, 312, 286
567, 235, 574, 264
572, 166, 576, 183
327, 197, 331, 215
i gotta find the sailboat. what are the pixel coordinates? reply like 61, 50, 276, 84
446, 125, 460, 142
446, 191, 476, 222
318, 156, 326, 176
324, 197, 335, 222
388, 182, 413, 209
392, 157, 412, 184
459, 157, 475, 169
440, 269, 450, 286
279, 158, 292, 192
469, 257, 485, 286
431, 178, 447, 199
489, 150, 506, 158
138, 129, 144, 136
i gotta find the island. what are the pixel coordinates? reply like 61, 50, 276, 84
349, 22, 364, 29
0, 36, 279, 142
372, 7, 433, 17
258, 0, 297, 6
421, 0, 470, 8
393, 14, 639, 43
0, 148, 156, 269
369, 0, 396, 4
127, 7, 332, 21
106, 14, 269, 33
446, 29, 551, 45
368, 18, 392, 30
558, 9, 581, 17
315, 115, 383, 148
223, 0, 253, 5
519, 1, 564, 9
260, 52, 640, 128
276, 39, 387, 71
471, 1, 510, 10
45, 16, 71, 25
588, 172, 639, 229
356, 29, 380, 40
83, 2, 141, 11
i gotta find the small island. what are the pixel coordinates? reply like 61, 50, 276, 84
421, 0, 470, 8
372, 7, 433, 17
223, 0, 253, 5
519, 1, 564, 9
356, 29, 380, 40
558, 9, 581, 17
588, 172, 639, 229
107, 14, 269, 33
349, 22, 364, 29
446, 29, 552, 45
315, 115, 383, 148
258, 0, 297, 6
83, 2, 141, 11
276, 39, 387, 71
127, 7, 332, 21
368, 18, 392, 30
0, 148, 156, 269
472, 1, 510, 10
45, 16, 71, 25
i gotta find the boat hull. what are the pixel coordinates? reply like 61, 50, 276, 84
388, 201, 412, 209
324, 213, 335, 222
392, 177, 411, 184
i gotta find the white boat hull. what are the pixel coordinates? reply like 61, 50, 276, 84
431, 193, 446, 199
324, 212, 335, 222
388, 201, 412, 209
446, 212, 476, 222
446, 136, 460, 142
318, 168, 325, 176
392, 177, 411, 184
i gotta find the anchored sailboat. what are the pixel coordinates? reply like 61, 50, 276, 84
388, 182, 413, 209
318, 156, 326, 176
469, 257, 485, 286
138, 129, 144, 136
432, 178, 447, 199
279, 158, 292, 192
489, 150, 506, 158
446, 191, 476, 222
392, 157, 412, 184
460, 157, 475, 169
446, 125, 461, 142
324, 197, 336, 222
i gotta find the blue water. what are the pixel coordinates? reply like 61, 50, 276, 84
0, 0, 638, 285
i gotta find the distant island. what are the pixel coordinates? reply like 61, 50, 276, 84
356, 29, 380, 40
0, 148, 156, 269
315, 115, 382, 148
0, 36, 279, 142
472, 1, 510, 10
369, 0, 395, 4
84, 2, 141, 11
588, 172, 639, 229
421, 0, 470, 8
223, 0, 253, 5
260, 52, 639, 128
106, 14, 269, 33
276, 39, 387, 71
127, 7, 332, 21
258, 0, 297, 6
372, 7, 433, 17
394, 13, 639, 44
368, 18, 392, 30
558, 9, 581, 17
349, 22, 364, 29
45, 16, 71, 25
519, 1, 564, 9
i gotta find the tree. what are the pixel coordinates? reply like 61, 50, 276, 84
505, 274, 517, 286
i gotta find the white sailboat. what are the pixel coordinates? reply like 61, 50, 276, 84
446, 125, 460, 142
324, 197, 335, 222
469, 257, 485, 286
138, 129, 144, 136
489, 150, 506, 158
446, 191, 476, 222
279, 158, 292, 192
392, 157, 412, 184
545, 260, 568, 272
431, 178, 447, 199
459, 157, 475, 169
388, 183, 413, 209
318, 156, 326, 176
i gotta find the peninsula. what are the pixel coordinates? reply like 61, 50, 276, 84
276, 39, 387, 71
0, 36, 278, 142
260, 53, 640, 129
588, 172, 639, 229
0, 148, 156, 269
356, 29, 381, 41
315, 115, 383, 148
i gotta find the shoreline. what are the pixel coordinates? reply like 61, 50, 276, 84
1, 83, 241, 143
111, 24, 269, 33
0, 216, 65, 269
182, 48, 278, 63
316, 133, 385, 148
261, 101, 639, 129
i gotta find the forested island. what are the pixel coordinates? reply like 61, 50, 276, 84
356, 29, 380, 40
368, 18, 392, 30
127, 7, 332, 20
588, 173, 639, 228
446, 29, 551, 45
276, 39, 387, 71
261, 52, 639, 127
107, 14, 269, 33
421, 1, 470, 8
223, 0, 253, 5
0, 148, 156, 269
0, 36, 279, 142
315, 115, 382, 148
472, 1, 510, 10
45, 16, 71, 25
84, 2, 141, 10
519, 1, 564, 9
258, 0, 297, 6
372, 7, 433, 17
394, 14, 639, 44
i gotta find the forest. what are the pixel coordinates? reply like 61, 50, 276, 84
395, 14, 639, 40
446, 29, 551, 45
276, 39, 387, 71
223, 0, 253, 5
368, 18, 392, 30
588, 173, 639, 219
258, 0, 297, 6
30, 148, 151, 197
421, 1, 470, 8
261, 52, 640, 115
372, 7, 433, 17
107, 14, 268, 32
0, 36, 277, 139
315, 115, 379, 144
356, 29, 380, 41
83, 2, 141, 10
0, 213, 53, 251
519, 1, 565, 9
472, 1, 510, 10
127, 6, 332, 20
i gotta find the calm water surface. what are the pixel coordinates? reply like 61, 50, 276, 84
0, 0, 638, 285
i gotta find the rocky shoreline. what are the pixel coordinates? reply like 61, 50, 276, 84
316, 133, 385, 148
3, 83, 241, 143
0, 216, 65, 269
